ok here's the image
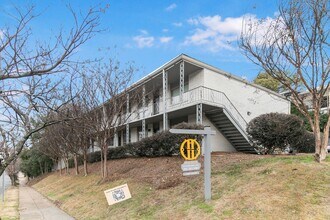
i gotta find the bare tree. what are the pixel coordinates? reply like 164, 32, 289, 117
0, 128, 19, 185
68, 101, 92, 176
81, 59, 138, 179
0, 4, 106, 176
38, 122, 70, 175
240, 0, 329, 162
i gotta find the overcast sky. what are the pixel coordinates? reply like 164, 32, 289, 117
0, 0, 280, 82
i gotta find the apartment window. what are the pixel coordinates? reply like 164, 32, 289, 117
118, 133, 122, 146
153, 122, 160, 133
123, 132, 127, 145
153, 95, 160, 115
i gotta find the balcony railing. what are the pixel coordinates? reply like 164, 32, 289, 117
127, 86, 248, 132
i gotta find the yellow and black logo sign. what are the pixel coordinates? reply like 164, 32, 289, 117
180, 139, 201, 161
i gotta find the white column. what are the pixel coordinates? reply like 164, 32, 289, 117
196, 103, 203, 124
142, 85, 146, 138
126, 124, 129, 144
126, 93, 130, 143
180, 61, 184, 102
114, 128, 118, 147
162, 69, 168, 130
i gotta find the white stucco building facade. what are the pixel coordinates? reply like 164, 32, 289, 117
90, 54, 290, 153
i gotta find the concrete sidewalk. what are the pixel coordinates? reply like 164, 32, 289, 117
19, 173, 74, 220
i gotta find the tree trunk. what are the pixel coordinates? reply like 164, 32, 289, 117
9, 173, 16, 186
59, 160, 62, 176
73, 154, 79, 175
64, 158, 69, 174
103, 146, 108, 179
100, 147, 104, 178
44, 162, 47, 174
314, 113, 323, 162
83, 150, 88, 176
320, 112, 330, 162
98, 136, 104, 178
39, 162, 43, 175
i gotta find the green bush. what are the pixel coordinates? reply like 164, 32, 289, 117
247, 113, 308, 154
86, 122, 203, 162
20, 147, 53, 178
129, 122, 203, 157
87, 151, 101, 163
293, 131, 315, 153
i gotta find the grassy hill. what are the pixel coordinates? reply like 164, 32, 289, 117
31, 154, 330, 220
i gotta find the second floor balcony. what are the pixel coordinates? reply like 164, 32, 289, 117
126, 86, 247, 132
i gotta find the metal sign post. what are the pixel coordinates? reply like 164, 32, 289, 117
1, 173, 4, 203
170, 126, 215, 201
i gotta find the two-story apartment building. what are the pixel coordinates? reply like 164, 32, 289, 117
90, 54, 290, 153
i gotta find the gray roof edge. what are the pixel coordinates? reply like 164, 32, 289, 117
128, 53, 288, 101
127, 54, 184, 91
181, 54, 288, 100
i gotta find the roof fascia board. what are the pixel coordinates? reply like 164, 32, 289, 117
181, 54, 287, 100
127, 54, 184, 92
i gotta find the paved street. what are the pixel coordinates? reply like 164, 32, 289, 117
19, 173, 74, 220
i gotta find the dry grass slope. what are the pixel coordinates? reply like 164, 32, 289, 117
0, 186, 19, 220
32, 154, 330, 220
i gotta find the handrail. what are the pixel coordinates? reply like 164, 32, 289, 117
200, 86, 247, 125
129, 86, 248, 134
168, 86, 248, 132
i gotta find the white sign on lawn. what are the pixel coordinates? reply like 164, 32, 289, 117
104, 184, 132, 206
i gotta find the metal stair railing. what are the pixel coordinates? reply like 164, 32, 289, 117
200, 86, 248, 132
132, 86, 248, 135
168, 86, 248, 133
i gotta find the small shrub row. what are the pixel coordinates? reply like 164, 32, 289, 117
87, 122, 203, 163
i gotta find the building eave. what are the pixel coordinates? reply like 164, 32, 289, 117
127, 53, 288, 101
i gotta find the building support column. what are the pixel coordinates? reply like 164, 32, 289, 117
162, 69, 168, 130
196, 103, 203, 124
142, 119, 146, 138
126, 124, 129, 144
114, 128, 118, 147
142, 85, 146, 138
180, 61, 184, 102
126, 93, 130, 144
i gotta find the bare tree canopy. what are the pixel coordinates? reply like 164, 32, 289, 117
0, 4, 106, 80
240, 0, 329, 161
80, 58, 138, 179
0, 4, 106, 176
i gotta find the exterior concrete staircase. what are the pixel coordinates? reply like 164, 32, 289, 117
205, 108, 256, 153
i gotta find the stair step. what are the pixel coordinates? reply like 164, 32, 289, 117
227, 137, 247, 141
220, 128, 237, 132
231, 141, 249, 144
235, 145, 253, 148
206, 108, 256, 153
218, 126, 236, 130
210, 117, 230, 123
226, 135, 243, 139
222, 130, 241, 134
231, 141, 250, 145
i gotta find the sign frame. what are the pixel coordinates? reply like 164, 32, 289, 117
170, 126, 215, 201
